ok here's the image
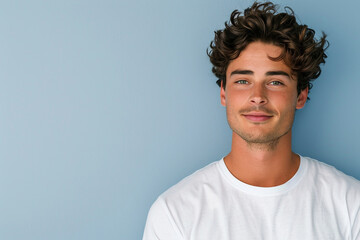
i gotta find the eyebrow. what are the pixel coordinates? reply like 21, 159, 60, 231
230, 70, 291, 79
230, 70, 253, 76
266, 71, 290, 78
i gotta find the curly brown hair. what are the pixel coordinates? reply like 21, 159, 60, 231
207, 1, 328, 97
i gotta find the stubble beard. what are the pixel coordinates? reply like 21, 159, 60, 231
228, 107, 296, 151
233, 126, 291, 151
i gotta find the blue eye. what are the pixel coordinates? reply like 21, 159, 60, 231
236, 80, 248, 84
270, 81, 284, 86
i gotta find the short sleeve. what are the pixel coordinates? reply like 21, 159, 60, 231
143, 197, 183, 240
346, 178, 360, 240
352, 207, 360, 240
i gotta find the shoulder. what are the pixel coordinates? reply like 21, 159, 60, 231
303, 156, 360, 200
304, 156, 360, 187
150, 159, 225, 216
144, 160, 223, 238
304, 157, 360, 237
159, 160, 222, 202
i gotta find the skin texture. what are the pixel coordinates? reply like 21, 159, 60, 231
221, 42, 308, 187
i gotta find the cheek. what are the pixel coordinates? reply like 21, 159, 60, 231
226, 89, 247, 106
270, 91, 298, 109
225, 92, 246, 119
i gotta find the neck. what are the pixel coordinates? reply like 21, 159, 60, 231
224, 130, 300, 187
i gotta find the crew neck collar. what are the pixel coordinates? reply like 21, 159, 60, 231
217, 155, 307, 196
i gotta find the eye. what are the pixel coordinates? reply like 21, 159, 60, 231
235, 80, 249, 84
269, 81, 284, 86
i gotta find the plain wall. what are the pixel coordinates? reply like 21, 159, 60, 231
0, 0, 359, 239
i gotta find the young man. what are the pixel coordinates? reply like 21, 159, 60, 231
143, 2, 360, 239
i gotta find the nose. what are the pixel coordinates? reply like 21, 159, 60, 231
249, 84, 268, 105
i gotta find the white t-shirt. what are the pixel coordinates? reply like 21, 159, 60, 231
143, 156, 360, 240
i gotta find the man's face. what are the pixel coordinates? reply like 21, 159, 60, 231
220, 41, 308, 145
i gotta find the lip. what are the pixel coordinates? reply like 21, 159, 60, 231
242, 112, 273, 122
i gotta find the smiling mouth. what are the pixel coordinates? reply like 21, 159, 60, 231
242, 113, 273, 122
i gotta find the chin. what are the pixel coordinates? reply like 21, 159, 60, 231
234, 127, 291, 144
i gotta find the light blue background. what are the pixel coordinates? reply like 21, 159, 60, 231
0, 0, 359, 239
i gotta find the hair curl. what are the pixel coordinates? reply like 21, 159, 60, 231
207, 1, 328, 98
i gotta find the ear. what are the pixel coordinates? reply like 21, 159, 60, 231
220, 81, 226, 106
296, 87, 308, 109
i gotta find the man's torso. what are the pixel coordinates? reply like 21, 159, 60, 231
143, 156, 360, 240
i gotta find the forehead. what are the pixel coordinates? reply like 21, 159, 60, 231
226, 42, 291, 76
